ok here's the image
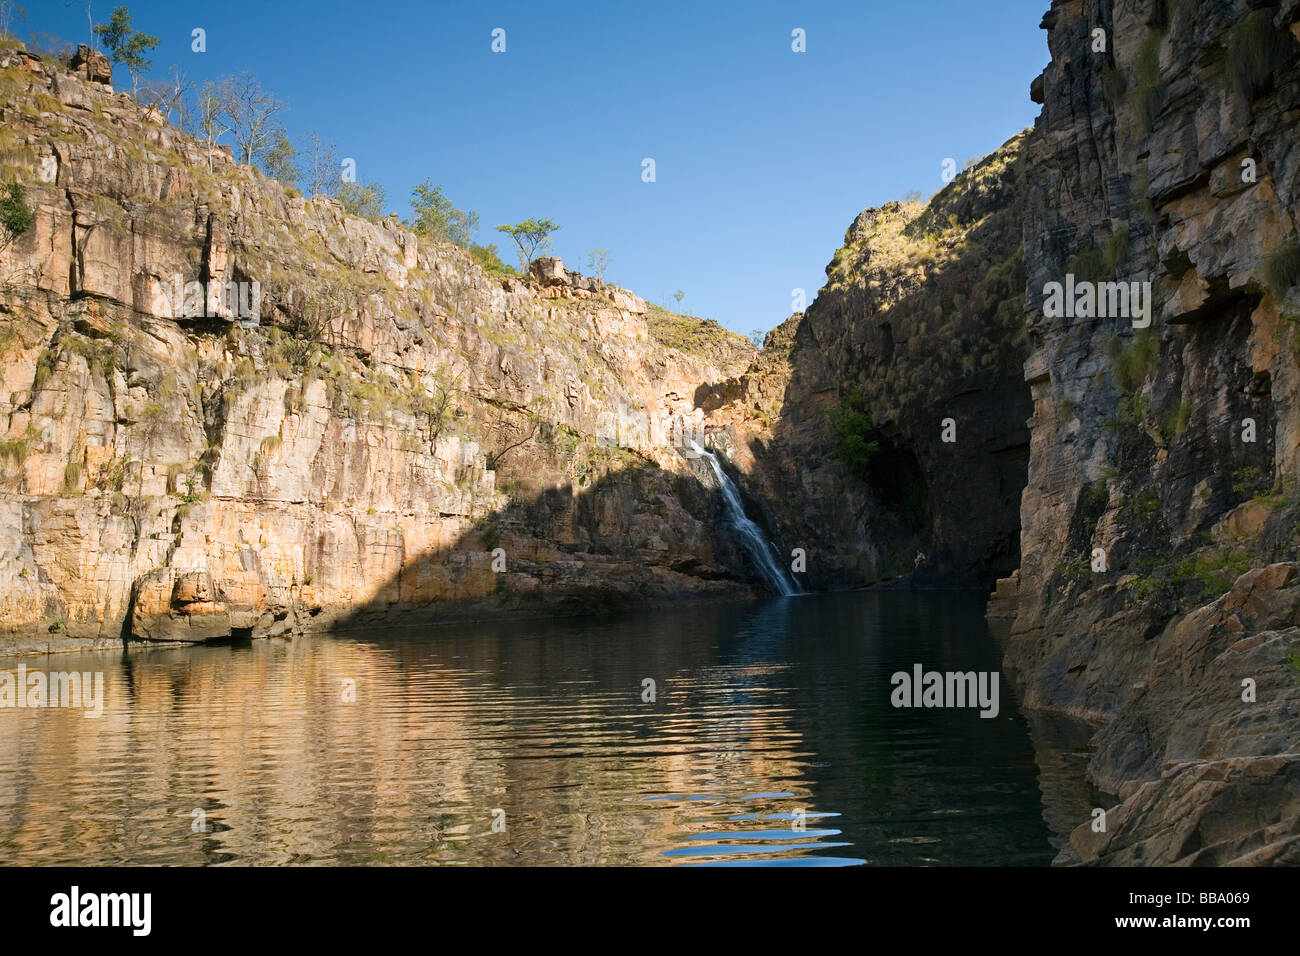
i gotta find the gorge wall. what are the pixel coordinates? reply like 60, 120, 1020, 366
0, 43, 765, 654
704, 135, 1035, 593
1008, 0, 1300, 863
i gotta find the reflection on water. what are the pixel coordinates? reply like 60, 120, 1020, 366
0, 591, 1061, 865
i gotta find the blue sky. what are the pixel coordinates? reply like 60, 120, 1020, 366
27, 0, 1050, 334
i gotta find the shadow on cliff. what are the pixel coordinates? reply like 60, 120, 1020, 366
327, 454, 792, 635
325, 141, 1038, 632
695, 150, 1034, 593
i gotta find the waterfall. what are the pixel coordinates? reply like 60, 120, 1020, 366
690, 441, 800, 597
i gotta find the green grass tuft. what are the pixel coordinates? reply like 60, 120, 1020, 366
1111, 328, 1160, 391
1260, 236, 1300, 301
1226, 7, 1296, 102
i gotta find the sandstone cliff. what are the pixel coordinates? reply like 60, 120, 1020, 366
0, 43, 762, 653
1009, 0, 1300, 864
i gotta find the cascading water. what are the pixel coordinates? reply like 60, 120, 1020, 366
690, 441, 800, 597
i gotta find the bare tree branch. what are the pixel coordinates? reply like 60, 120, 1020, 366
214, 72, 286, 166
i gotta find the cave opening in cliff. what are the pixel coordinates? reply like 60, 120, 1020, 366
867, 433, 931, 534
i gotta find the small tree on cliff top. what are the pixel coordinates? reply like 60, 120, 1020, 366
214, 71, 287, 166
195, 80, 230, 169
496, 218, 560, 270
338, 180, 386, 220
0, 1, 25, 40
257, 129, 299, 188
93, 6, 158, 97
409, 181, 478, 247
301, 131, 340, 198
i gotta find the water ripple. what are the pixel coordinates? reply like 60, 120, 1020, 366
0, 591, 1060, 865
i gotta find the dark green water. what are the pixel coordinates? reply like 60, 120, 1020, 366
0, 590, 1081, 865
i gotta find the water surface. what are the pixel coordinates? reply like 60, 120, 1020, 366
0, 590, 1068, 865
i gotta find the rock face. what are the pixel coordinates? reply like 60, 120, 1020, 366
0, 47, 761, 651
131, 568, 232, 642
68, 45, 111, 87
1009, 0, 1300, 864
704, 135, 1034, 591
1066, 564, 1300, 865
529, 256, 569, 286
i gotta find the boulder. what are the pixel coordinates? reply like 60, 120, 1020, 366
131, 569, 232, 643
986, 570, 1020, 620
608, 287, 647, 314
1067, 756, 1300, 866
69, 44, 112, 86
529, 256, 567, 285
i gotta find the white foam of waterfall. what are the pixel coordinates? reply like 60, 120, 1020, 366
690, 441, 800, 597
